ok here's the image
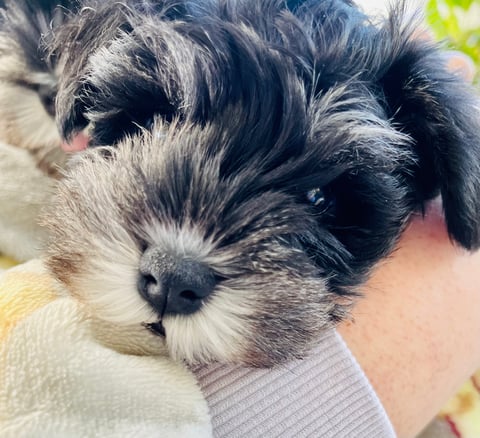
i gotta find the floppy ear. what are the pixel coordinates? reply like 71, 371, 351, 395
377, 20, 480, 250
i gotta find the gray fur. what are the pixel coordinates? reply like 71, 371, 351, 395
45, 0, 480, 366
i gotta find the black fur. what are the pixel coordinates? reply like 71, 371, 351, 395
44, 0, 480, 364
55, 0, 480, 250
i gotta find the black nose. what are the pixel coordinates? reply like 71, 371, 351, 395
137, 248, 216, 316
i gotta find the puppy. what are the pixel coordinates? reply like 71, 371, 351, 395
0, 0, 84, 261
45, 0, 480, 367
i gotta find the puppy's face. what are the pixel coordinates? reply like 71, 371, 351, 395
0, 0, 73, 175
47, 0, 480, 366
46, 113, 409, 366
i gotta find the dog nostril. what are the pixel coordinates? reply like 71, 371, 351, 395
165, 264, 216, 315
179, 289, 199, 301
137, 272, 162, 308
144, 274, 157, 286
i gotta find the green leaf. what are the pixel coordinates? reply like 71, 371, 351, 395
451, 0, 474, 10
426, 0, 480, 84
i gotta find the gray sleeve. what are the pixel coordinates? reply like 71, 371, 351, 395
193, 329, 396, 438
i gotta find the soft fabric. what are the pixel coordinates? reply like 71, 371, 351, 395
0, 255, 17, 272
0, 260, 211, 438
195, 329, 395, 438
0, 142, 53, 262
0, 259, 396, 438
1, 258, 479, 438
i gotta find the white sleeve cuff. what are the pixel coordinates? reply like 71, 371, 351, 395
194, 328, 396, 437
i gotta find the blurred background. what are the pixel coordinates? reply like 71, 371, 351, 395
355, 0, 480, 83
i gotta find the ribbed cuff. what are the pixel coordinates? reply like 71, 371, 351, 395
194, 329, 395, 437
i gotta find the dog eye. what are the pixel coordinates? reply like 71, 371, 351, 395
38, 90, 56, 117
306, 187, 334, 212
306, 187, 326, 205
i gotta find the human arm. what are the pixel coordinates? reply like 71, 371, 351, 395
339, 199, 480, 437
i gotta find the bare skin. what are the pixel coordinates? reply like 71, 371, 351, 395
338, 199, 480, 437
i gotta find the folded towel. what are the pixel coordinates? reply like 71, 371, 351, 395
0, 260, 212, 438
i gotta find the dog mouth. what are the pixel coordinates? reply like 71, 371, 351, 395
145, 321, 166, 337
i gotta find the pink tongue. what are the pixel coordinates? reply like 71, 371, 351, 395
61, 132, 89, 152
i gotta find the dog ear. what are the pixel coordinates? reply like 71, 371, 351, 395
377, 17, 480, 250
